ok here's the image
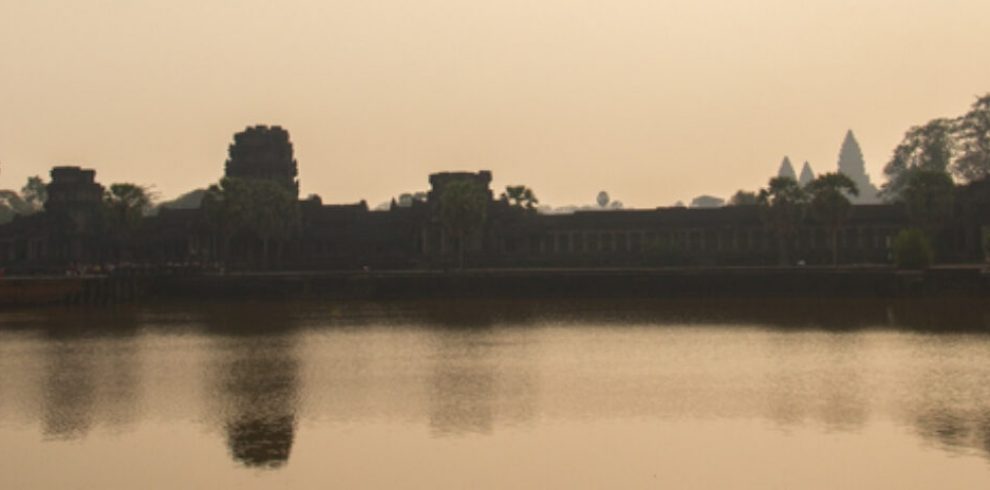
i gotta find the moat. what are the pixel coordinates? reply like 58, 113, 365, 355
2, 298, 990, 489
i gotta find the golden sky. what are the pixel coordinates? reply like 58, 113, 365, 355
1, 0, 988, 207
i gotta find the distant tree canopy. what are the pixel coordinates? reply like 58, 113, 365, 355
501, 185, 539, 210
397, 192, 426, 208
103, 183, 154, 231
728, 190, 758, 206
439, 178, 488, 268
954, 94, 990, 182
882, 119, 955, 199
0, 175, 47, 224
100, 183, 155, 259
21, 176, 47, 211
203, 177, 300, 267
807, 173, 858, 265
758, 176, 808, 265
893, 228, 933, 269
898, 168, 955, 237
690, 195, 725, 208
596, 191, 610, 208
881, 93, 990, 199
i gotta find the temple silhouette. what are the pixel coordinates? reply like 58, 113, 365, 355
0, 125, 988, 271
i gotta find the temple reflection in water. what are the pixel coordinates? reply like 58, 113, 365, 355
2, 298, 990, 475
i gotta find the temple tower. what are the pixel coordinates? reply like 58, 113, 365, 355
225, 125, 299, 197
837, 130, 879, 203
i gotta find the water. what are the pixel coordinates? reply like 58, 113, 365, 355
1, 298, 990, 489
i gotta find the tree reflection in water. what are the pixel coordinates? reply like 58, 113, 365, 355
204, 304, 301, 469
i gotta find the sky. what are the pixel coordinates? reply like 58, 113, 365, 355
1, 0, 988, 208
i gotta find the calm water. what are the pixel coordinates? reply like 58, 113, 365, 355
2, 298, 990, 489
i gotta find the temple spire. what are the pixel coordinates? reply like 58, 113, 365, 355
799, 161, 815, 186
777, 156, 797, 180
836, 130, 879, 203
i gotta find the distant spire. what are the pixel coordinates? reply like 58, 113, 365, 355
838, 130, 867, 179
799, 161, 815, 186
777, 156, 796, 180
836, 130, 879, 203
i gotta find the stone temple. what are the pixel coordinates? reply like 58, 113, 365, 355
837, 130, 880, 203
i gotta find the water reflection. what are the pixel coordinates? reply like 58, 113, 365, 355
2, 297, 990, 478
426, 328, 537, 436
38, 310, 140, 440
204, 306, 300, 469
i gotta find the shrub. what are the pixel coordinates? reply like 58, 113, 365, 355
893, 228, 933, 269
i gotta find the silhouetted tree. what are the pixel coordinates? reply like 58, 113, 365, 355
892, 228, 933, 269
203, 178, 299, 268
690, 195, 724, 208
596, 191, 610, 208
882, 119, 955, 200
728, 190, 758, 206
953, 93, 990, 182
501, 185, 539, 210
898, 168, 955, 241
203, 179, 242, 263
247, 180, 299, 268
103, 183, 154, 261
758, 176, 807, 265
21, 176, 47, 212
439, 179, 487, 269
807, 173, 858, 266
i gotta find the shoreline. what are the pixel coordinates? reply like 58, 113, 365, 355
2, 265, 988, 307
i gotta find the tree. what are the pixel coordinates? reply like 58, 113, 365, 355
203, 179, 244, 263
501, 185, 539, 210
892, 228, 933, 269
953, 93, 990, 182
203, 177, 299, 268
596, 191, 610, 208
898, 168, 955, 240
21, 176, 47, 212
103, 183, 155, 260
690, 195, 724, 208
757, 176, 807, 265
439, 179, 488, 269
104, 183, 153, 229
806, 173, 858, 266
882, 119, 955, 200
728, 190, 758, 206
243, 179, 299, 268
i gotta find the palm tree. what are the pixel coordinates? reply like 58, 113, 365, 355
103, 183, 154, 261
806, 173, 858, 266
757, 177, 807, 266
202, 179, 242, 263
501, 185, 539, 210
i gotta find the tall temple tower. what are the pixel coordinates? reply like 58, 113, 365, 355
777, 156, 797, 180
837, 130, 879, 203
799, 161, 815, 186
224, 125, 299, 197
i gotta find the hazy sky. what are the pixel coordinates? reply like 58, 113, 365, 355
1, 0, 988, 208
